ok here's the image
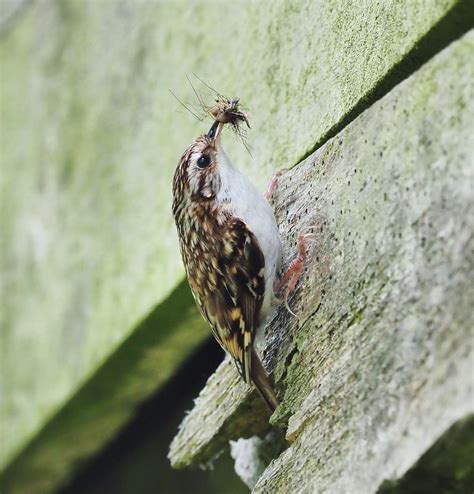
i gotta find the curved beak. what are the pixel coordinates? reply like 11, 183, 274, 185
207, 120, 223, 143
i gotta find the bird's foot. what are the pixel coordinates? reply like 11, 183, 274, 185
275, 227, 317, 317
264, 169, 288, 201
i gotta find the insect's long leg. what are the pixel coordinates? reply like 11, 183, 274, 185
192, 72, 227, 102
185, 73, 208, 114
169, 89, 205, 121
233, 122, 253, 157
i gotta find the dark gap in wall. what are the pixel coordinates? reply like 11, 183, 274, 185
377, 415, 474, 494
0, 280, 210, 494
295, 1, 474, 166
54, 338, 247, 494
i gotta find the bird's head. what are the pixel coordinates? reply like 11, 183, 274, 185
173, 121, 224, 205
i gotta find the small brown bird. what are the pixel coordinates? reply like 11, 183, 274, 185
172, 113, 306, 412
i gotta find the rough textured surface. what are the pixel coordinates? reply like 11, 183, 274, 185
168, 31, 474, 494
1, 0, 469, 472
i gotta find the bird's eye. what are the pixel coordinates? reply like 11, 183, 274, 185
196, 154, 211, 169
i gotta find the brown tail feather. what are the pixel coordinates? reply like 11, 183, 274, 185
251, 349, 279, 412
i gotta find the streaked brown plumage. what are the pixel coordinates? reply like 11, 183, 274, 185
172, 119, 280, 411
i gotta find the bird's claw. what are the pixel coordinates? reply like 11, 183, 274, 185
275, 226, 317, 318
264, 169, 288, 201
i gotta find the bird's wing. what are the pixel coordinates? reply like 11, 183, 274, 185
195, 217, 266, 384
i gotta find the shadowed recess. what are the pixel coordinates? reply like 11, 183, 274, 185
55, 339, 246, 494
377, 416, 474, 494
1, 281, 211, 494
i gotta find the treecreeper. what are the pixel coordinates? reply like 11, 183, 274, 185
171, 98, 311, 412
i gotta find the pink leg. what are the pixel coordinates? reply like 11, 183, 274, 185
264, 169, 288, 200
275, 228, 316, 317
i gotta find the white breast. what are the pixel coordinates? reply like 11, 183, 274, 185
215, 143, 283, 323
